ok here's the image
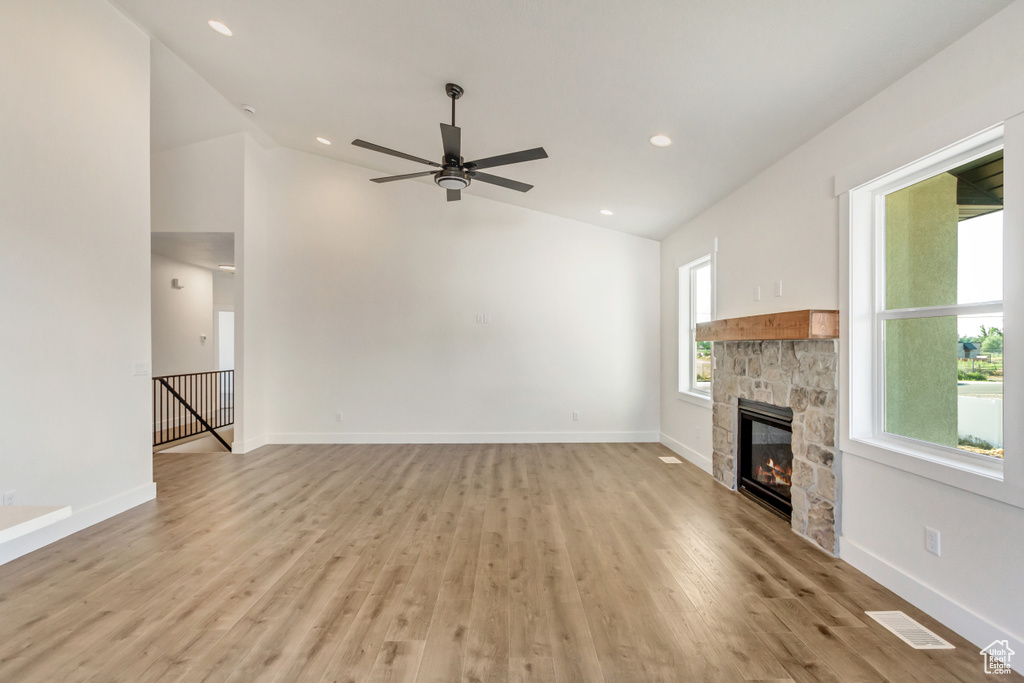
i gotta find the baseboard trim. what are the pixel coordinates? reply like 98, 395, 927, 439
0, 482, 156, 567
659, 433, 713, 474
841, 537, 1023, 655
266, 431, 660, 445
234, 434, 269, 454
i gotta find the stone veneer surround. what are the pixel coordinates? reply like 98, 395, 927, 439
712, 340, 839, 554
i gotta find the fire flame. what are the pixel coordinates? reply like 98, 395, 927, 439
754, 457, 792, 487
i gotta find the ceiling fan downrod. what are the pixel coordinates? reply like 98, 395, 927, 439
445, 83, 463, 127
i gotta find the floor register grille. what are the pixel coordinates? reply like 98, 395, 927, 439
866, 611, 956, 649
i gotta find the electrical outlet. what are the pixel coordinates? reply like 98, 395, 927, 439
476, 313, 491, 324
774, 280, 783, 297
335, 411, 344, 422
572, 411, 580, 422
753, 286, 761, 301
925, 527, 941, 556
2, 491, 15, 506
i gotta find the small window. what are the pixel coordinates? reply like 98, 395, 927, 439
879, 148, 1003, 460
679, 253, 714, 398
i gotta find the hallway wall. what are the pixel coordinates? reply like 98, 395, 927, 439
0, 0, 155, 563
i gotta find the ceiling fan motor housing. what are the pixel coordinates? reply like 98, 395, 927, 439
435, 167, 470, 190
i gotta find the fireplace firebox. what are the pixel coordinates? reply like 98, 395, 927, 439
738, 398, 794, 518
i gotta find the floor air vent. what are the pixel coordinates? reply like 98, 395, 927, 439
659, 456, 682, 463
865, 611, 955, 649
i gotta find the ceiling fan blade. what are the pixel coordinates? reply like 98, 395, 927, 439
465, 147, 547, 170
447, 189, 461, 202
470, 171, 533, 193
370, 170, 435, 184
352, 139, 441, 167
440, 123, 461, 161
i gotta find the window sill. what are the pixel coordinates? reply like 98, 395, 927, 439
677, 390, 712, 408
842, 433, 1023, 509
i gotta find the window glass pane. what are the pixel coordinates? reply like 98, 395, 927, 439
957, 313, 1003, 458
885, 150, 1003, 310
884, 314, 1003, 458
691, 261, 711, 392
958, 211, 1002, 304
693, 263, 711, 324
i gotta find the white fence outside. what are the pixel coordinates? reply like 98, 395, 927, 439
958, 395, 1003, 448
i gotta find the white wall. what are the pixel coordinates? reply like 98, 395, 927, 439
260, 147, 660, 443
151, 134, 244, 235
236, 135, 271, 451
150, 253, 215, 376
213, 270, 235, 308
660, 0, 1024, 651
152, 135, 658, 446
0, 0, 155, 562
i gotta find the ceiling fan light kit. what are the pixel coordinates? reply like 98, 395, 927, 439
352, 83, 547, 201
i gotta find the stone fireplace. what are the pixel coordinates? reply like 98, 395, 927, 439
701, 311, 840, 555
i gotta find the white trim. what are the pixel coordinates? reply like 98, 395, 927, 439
0, 483, 156, 567
672, 236, 719, 270
233, 433, 269, 454
849, 125, 1004, 196
267, 431, 660, 445
659, 432, 712, 474
677, 389, 712, 407
878, 302, 1003, 320
0, 506, 71, 545
841, 537, 1024, 656
833, 74, 1021, 194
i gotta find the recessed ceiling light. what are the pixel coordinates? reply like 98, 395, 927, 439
208, 20, 233, 37
218, 264, 236, 272
600, 209, 614, 216
316, 137, 332, 145
649, 135, 672, 147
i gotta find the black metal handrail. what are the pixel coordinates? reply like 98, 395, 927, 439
153, 370, 233, 451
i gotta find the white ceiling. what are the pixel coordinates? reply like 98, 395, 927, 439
114, 0, 1012, 240
152, 232, 235, 272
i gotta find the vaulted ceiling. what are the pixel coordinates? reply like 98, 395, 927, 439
112, 0, 1013, 240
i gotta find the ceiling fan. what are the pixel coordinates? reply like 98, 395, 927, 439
352, 83, 548, 202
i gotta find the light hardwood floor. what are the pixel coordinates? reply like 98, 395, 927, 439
0, 443, 1014, 682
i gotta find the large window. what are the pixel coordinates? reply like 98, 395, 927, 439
843, 124, 1016, 496
880, 149, 1004, 460
679, 252, 714, 399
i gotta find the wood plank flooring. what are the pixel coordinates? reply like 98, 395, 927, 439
0, 443, 1013, 682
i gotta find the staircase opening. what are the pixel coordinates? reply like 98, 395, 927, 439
151, 232, 236, 453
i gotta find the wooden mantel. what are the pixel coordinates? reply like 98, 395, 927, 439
696, 309, 839, 342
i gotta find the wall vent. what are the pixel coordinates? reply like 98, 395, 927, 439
865, 611, 955, 649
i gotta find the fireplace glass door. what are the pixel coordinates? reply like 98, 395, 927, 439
738, 400, 793, 517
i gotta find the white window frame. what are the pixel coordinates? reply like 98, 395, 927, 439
841, 121, 1023, 508
678, 240, 716, 405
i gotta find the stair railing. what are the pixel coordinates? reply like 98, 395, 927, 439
153, 370, 233, 451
